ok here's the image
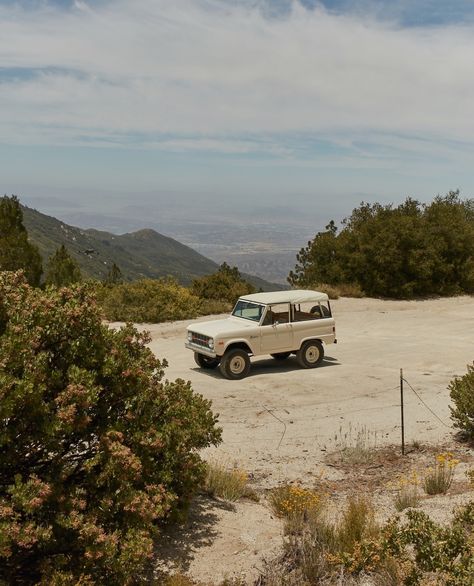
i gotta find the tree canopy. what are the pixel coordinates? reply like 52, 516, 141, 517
45, 244, 82, 287
289, 192, 474, 298
0, 195, 43, 286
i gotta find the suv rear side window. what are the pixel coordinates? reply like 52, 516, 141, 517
292, 301, 331, 321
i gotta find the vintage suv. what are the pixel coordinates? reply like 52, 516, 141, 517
185, 289, 337, 379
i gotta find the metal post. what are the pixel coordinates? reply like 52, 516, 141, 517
400, 368, 405, 455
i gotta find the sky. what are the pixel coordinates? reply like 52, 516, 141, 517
1, 0, 474, 229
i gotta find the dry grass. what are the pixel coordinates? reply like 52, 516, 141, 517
310, 283, 365, 299
325, 425, 379, 467
203, 461, 256, 502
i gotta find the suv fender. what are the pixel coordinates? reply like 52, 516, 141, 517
221, 340, 253, 356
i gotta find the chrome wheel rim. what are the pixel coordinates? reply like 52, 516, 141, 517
305, 345, 320, 364
229, 356, 246, 374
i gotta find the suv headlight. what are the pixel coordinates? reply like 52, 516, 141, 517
208, 338, 214, 349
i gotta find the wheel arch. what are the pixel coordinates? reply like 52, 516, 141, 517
299, 336, 324, 348
223, 340, 253, 355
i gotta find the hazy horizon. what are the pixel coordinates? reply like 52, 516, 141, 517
2, 0, 474, 234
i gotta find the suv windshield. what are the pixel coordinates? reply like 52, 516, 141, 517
232, 300, 263, 322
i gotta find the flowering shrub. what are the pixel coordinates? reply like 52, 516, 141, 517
0, 271, 221, 584
269, 484, 323, 522
423, 453, 459, 495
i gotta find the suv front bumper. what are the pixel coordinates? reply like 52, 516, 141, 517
185, 342, 218, 358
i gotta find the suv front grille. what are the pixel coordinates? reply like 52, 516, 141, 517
189, 332, 211, 348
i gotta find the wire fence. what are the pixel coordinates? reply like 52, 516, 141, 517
216, 374, 453, 452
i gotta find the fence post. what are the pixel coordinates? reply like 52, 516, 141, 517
400, 368, 405, 455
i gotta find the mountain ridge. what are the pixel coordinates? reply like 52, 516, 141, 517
22, 205, 283, 291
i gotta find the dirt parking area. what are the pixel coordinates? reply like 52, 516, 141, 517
143, 296, 474, 485
127, 296, 474, 583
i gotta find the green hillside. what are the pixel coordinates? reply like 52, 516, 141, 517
22, 205, 282, 290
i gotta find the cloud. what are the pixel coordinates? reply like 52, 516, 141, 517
1, 0, 474, 160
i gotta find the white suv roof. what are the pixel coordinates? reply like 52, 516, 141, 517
239, 289, 329, 305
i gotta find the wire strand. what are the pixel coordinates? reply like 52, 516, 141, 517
402, 377, 451, 428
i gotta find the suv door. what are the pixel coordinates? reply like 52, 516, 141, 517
260, 303, 293, 353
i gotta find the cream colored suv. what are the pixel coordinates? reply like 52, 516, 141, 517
185, 290, 337, 379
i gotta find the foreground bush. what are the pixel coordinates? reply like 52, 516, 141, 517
450, 362, 474, 438
0, 272, 221, 584
96, 278, 204, 323
262, 492, 474, 585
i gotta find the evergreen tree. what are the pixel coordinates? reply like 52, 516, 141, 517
45, 244, 82, 287
0, 195, 43, 286
105, 261, 123, 285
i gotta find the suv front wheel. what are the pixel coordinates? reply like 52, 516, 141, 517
296, 340, 324, 368
219, 348, 251, 380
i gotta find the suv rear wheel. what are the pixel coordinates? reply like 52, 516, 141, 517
219, 348, 251, 380
194, 352, 220, 369
296, 340, 324, 368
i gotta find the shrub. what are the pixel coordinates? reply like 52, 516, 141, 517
96, 278, 204, 323
423, 453, 459, 495
449, 362, 474, 438
0, 271, 221, 584
269, 484, 323, 523
191, 263, 256, 305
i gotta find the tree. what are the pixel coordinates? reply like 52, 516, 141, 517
191, 262, 256, 304
0, 195, 42, 286
105, 262, 123, 285
0, 271, 221, 583
45, 244, 82, 287
288, 192, 474, 299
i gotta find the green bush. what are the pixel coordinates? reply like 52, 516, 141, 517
289, 192, 474, 299
449, 362, 474, 438
191, 263, 255, 305
96, 278, 204, 323
0, 271, 221, 584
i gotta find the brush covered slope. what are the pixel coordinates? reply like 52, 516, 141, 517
22, 205, 282, 290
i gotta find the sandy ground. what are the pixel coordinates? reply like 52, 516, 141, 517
120, 295, 474, 583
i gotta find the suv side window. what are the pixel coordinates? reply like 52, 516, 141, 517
262, 303, 290, 325
292, 301, 331, 321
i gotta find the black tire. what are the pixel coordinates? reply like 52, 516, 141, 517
271, 352, 291, 361
194, 352, 220, 369
296, 340, 324, 368
219, 348, 251, 380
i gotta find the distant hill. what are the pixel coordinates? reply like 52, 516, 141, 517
22, 205, 283, 291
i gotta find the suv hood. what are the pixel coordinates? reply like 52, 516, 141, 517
187, 316, 257, 337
